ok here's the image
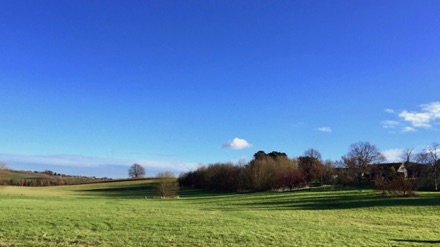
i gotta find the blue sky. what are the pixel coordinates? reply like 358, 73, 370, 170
1, 1, 439, 178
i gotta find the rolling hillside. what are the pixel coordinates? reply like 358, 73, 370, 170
1, 180, 440, 246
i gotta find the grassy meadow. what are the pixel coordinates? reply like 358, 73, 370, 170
0, 180, 439, 246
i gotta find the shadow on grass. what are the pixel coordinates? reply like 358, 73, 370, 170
238, 191, 440, 210
392, 239, 440, 244
178, 188, 234, 198
75, 182, 440, 211
75, 184, 155, 199
75, 183, 230, 199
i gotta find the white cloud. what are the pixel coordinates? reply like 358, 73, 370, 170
402, 126, 416, 133
385, 109, 395, 114
400, 102, 440, 128
223, 137, 252, 150
422, 102, 440, 118
399, 111, 432, 128
382, 149, 403, 162
383, 102, 440, 133
317, 127, 332, 133
382, 120, 400, 129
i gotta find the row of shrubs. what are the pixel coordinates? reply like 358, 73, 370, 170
178, 162, 427, 196
178, 151, 337, 192
374, 176, 415, 197
178, 151, 438, 196
0, 177, 103, 187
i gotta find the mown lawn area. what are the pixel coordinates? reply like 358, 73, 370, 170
0, 181, 439, 246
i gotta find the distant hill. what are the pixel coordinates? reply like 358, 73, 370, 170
0, 169, 112, 186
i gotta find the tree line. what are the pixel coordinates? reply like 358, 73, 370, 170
179, 149, 335, 192
178, 142, 440, 193
2, 141, 438, 193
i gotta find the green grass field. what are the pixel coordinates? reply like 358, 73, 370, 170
1, 181, 439, 246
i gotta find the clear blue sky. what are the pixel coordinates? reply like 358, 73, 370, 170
1, 1, 439, 178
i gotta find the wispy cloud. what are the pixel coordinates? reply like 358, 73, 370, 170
0, 153, 198, 178
399, 111, 432, 128
223, 137, 252, 150
317, 127, 332, 133
384, 102, 440, 133
402, 126, 416, 133
385, 109, 395, 114
382, 120, 400, 129
0, 153, 120, 167
290, 122, 305, 128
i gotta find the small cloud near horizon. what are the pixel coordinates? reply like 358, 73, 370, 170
223, 137, 252, 150
317, 127, 332, 133
382, 149, 403, 162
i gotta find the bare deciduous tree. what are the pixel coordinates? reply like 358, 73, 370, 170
341, 142, 385, 183
155, 172, 179, 198
298, 156, 324, 185
322, 159, 336, 184
302, 148, 324, 185
417, 143, 439, 190
128, 163, 145, 178
401, 148, 414, 163
0, 162, 8, 186
304, 148, 322, 161
0, 162, 6, 172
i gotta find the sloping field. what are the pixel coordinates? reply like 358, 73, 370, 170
0, 181, 439, 246
2, 170, 52, 180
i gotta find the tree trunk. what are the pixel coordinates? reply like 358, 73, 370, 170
435, 165, 438, 191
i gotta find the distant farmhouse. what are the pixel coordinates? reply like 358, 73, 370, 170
334, 162, 431, 183
368, 162, 430, 180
